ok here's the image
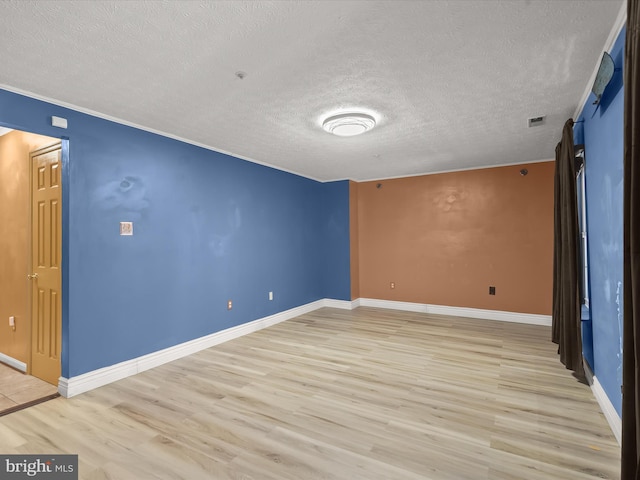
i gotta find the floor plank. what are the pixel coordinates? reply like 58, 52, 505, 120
0, 307, 620, 479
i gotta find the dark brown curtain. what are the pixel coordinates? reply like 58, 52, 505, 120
552, 119, 585, 381
622, 0, 640, 477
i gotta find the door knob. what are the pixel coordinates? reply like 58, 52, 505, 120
27, 273, 39, 279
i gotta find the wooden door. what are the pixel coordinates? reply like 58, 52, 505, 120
29, 143, 62, 385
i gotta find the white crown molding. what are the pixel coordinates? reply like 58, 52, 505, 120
573, 1, 627, 120
0, 85, 556, 185
357, 298, 552, 326
591, 376, 622, 445
0, 84, 325, 184
346, 159, 554, 183
0, 352, 27, 372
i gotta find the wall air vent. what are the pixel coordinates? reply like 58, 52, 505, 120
527, 115, 546, 127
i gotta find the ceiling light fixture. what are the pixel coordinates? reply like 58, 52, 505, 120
322, 112, 376, 137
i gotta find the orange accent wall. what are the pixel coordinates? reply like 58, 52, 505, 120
353, 162, 555, 315
0, 129, 58, 365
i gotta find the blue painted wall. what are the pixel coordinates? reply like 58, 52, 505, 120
320, 181, 351, 301
0, 89, 351, 378
574, 27, 625, 415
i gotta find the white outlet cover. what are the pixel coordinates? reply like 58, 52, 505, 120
120, 221, 133, 235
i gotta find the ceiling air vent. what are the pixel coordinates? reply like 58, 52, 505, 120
527, 115, 546, 127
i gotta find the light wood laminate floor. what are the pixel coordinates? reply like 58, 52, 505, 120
0, 307, 620, 479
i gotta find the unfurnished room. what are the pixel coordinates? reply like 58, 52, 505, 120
0, 0, 639, 479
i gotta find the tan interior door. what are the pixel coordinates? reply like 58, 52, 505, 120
29, 143, 62, 385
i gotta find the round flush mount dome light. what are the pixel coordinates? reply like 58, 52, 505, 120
322, 112, 376, 137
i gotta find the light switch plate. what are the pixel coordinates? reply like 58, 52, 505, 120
120, 221, 133, 236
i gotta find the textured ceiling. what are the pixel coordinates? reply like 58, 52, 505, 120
0, 0, 624, 181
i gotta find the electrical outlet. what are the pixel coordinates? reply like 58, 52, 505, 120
9, 316, 15, 329
227, 300, 233, 310
269, 291, 273, 301
489, 286, 496, 295
390, 282, 395, 289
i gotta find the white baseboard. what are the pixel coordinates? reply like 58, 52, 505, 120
356, 298, 552, 326
57, 296, 620, 451
0, 352, 27, 372
353, 298, 622, 443
57, 296, 551, 398
59, 299, 326, 398
359, 298, 426, 313
584, 360, 594, 386
322, 298, 354, 310
591, 376, 622, 446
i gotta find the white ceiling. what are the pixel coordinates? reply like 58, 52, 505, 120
0, 0, 624, 182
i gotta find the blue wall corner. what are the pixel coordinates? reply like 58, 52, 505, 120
579, 27, 625, 415
0, 88, 351, 378
320, 180, 351, 301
